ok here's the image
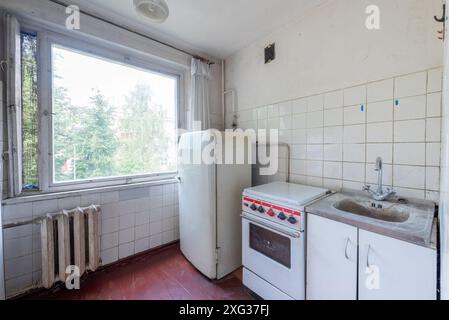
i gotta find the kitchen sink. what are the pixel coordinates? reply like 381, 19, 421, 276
333, 199, 410, 223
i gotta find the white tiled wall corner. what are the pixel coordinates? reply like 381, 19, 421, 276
1, 182, 180, 298
235, 68, 443, 203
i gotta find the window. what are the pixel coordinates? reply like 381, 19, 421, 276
21, 32, 39, 191
50, 45, 178, 184
12, 23, 183, 195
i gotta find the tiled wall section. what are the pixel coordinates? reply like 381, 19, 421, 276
1, 182, 179, 298
230, 68, 443, 202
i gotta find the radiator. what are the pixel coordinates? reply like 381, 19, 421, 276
40, 205, 101, 289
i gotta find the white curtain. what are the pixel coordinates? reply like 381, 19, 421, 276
190, 58, 211, 130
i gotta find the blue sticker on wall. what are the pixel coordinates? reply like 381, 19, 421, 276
395, 99, 399, 107
361, 105, 365, 112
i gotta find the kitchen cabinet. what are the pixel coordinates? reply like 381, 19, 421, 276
358, 230, 437, 300
307, 214, 437, 300
307, 214, 358, 300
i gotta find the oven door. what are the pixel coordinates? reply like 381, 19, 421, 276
242, 213, 305, 300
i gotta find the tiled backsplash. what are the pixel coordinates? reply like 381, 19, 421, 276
231, 68, 443, 202
1, 182, 179, 298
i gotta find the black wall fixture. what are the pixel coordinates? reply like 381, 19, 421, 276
435, 3, 446, 40
265, 43, 275, 64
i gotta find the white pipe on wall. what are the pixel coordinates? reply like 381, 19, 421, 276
440, 0, 449, 299
0, 81, 5, 300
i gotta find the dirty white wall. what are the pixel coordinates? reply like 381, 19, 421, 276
225, 0, 444, 200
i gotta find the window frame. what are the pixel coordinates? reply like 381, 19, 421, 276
18, 21, 186, 195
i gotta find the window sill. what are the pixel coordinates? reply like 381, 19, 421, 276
2, 178, 179, 205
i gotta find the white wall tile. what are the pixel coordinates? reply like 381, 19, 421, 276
426, 143, 441, 166
366, 144, 393, 164
367, 122, 393, 143
306, 111, 324, 128
307, 128, 324, 144
367, 100, 393, 123
323, 178, 343, 191
101, 248, 118, 266
426, 118, 441, 142
292, 129, 307, 144
343, 144, 366, 163
307, 145, 324, 160
344, 85, 366, 106
343, 124, 366, 143
307, 95, 324, 112
267, 105, 279, 118
118, 242, 135, 259
426, 167, 440, 191
280, 116, 292, 130
291, 113, 306, 129
427, 92, 442, 117
306, 176, 323, 187
101, 232, 119, 250
291, 98, 308, 114
394, 72, 427, 98
257, 106, 268, 119
394, 95, 426, 120
305, 160, 323, 177
150, 234, 162, 249
343, 163, 365, 182
119, 228, 134, 245
367, 79, 394, 103
342, 180, 365, 191
393, 165, 425, 189
278, 101, 292, 116
324, 108, 343, 127
135, 238, 150, 254
291, 144, 307, 160
394, 120, 425, 142
366, 163, 393, 186
324, 90, 343, 109
324, 144, 343, 162
324, 126, 343, 144
427, 68, 443, 93
324, 162, 343, 179
344, 105, 366, 125
395, 187, 425, 200
393, 143, 426, 165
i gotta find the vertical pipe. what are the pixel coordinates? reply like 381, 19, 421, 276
440, 0, 449, 299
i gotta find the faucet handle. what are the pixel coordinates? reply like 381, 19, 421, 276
362, 185, 371, 191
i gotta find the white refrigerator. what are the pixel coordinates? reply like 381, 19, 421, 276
178, 130, 252, 279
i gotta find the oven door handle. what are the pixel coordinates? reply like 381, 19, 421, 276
241, 213, 302, 239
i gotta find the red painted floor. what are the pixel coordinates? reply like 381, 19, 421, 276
28, 244, 254, 300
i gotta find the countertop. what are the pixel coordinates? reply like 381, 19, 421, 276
306, 191, 437, 249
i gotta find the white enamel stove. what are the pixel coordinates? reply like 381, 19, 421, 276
241, 182, 330, 300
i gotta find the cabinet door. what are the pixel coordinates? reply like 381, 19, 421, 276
306, 214, 358, 300
358, 230, 437, 300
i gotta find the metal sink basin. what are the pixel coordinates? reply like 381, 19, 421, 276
333, 199, 410, 223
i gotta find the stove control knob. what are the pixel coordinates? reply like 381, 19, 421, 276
258, 206, 265, 213
278, 212, 287, 221
267, 209, 275, 217
250, 204, 258, 211
287, 216, 298, 224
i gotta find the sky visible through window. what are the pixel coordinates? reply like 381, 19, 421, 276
52, 45, 177, 183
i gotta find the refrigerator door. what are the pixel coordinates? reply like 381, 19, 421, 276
178, 132, 217, 279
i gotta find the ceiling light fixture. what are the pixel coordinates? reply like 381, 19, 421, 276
133, 0, 169, 23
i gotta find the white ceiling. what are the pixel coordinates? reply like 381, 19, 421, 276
61, 0, 326, 59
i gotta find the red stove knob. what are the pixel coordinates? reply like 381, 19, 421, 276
267, 209, 275, 217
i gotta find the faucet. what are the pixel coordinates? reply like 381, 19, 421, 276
363, 157, 395, 201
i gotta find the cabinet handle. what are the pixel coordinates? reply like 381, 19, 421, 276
366, 245, 372, 268
344, 238, 351, 260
